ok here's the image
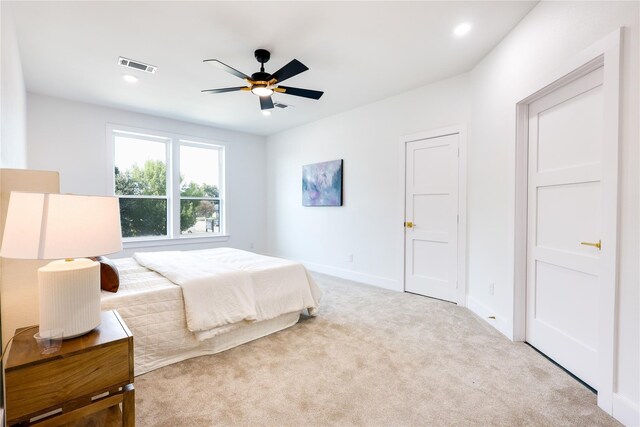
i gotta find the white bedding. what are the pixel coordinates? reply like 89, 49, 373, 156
100, 248, 321, 375
133, 251, 257, 332
134, 248, 322, 337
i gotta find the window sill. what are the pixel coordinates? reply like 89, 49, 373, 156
122, 234, 230, 249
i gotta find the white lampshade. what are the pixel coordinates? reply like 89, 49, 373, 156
0, 192, 122, 338
0, 192, 122, 260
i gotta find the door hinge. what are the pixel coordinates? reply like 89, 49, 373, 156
457, 147, 460, 157
457, 214, 459, 224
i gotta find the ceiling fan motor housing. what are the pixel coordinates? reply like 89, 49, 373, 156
251, 72, 271, 82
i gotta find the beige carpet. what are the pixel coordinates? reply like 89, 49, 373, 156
135, 273, 620, 426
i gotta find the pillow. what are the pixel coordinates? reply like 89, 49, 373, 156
91, 256, 120, 293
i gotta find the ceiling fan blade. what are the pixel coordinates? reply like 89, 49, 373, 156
269, 59, 308, 84
203, 59, 250, 80
277, 86, 324, 100
260, 95, 274, 110
201, 86, 248, 94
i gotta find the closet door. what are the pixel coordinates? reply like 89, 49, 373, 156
526, 66, 604, 389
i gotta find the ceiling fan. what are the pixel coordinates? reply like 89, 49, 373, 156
202, 49, 324, 111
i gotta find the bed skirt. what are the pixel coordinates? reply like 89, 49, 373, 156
132, 312, 300, 375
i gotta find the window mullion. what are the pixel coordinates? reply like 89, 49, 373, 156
219, 146, 226, 235
170, 139, 181, 238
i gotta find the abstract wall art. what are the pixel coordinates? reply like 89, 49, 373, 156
302, 159, 343, 206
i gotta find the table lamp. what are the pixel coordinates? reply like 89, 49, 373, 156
0, 192, 122, 338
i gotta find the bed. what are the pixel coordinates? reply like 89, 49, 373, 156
100, 247, 322, 375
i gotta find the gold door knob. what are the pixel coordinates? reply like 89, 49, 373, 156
405, 221, 414, 229
580, 240, 601, 250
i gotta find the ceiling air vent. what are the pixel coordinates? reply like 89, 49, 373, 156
274, 102, 291, 109
118, 57, 157, 74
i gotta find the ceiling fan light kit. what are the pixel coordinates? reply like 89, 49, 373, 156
202, 49, 324, 111
251, 85, 274, 97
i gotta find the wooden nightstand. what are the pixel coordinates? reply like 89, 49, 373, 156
5, 310, 134, 426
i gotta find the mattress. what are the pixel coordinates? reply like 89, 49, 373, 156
100, 257, 301, 375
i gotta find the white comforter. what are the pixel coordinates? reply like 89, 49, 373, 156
133, 248, 322, 338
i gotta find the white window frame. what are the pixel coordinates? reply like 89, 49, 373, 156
106, 124, 229, 248
175, 139, 225, 238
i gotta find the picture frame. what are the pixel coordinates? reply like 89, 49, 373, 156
302, 159, 343, 207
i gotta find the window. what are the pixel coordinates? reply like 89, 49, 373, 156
114, 133, 169, 238
111, 127, 224, 241
179, 142, 221, 235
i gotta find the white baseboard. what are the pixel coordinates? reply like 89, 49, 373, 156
613, 392, 640, 427
303, 260, 401, 291
265, 255, 401, 292
466, 295, 513, 340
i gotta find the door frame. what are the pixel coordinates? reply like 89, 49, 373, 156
398, 124, 468, 306
512, 29, 621, 412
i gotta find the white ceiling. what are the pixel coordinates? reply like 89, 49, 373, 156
8, 1, 537, 136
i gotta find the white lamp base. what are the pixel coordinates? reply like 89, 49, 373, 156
38, 258, 101, 339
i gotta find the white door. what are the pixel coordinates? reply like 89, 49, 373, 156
526, 66, 604, 389
405, 133, 459, 303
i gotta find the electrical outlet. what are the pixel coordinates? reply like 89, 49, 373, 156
489, 282, 495, 296
347, 254, 353, 263
250, 242, 254, 249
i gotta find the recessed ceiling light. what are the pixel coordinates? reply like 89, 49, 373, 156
262, 110, 272, 116
453, 22, 472, 37
122, 74, 138, 83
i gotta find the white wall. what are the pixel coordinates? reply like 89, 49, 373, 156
467, 1, 638, 421
266, 2, 638, 423
27, 93, 267, 255
0, 5, 28, 168
266, 73, 470, 290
